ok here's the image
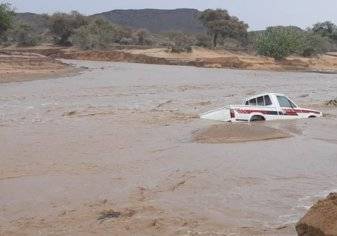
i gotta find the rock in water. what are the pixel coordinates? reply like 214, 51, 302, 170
296, 193, 337, 236
326, 99, 337, 107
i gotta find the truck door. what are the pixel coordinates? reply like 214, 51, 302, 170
276, 96, 298, 119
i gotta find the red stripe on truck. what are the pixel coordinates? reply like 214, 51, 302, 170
237, 109, 278, 115
236, 108, 320, 116
294, 109, 321, 114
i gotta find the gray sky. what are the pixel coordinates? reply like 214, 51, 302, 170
4, 0, 337, 30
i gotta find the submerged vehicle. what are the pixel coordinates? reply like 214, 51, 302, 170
200, 93, 323, 122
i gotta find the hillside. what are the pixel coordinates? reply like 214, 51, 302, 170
16, 9, 205, 34
92, 8, 205, 33
15, 12, 49, 33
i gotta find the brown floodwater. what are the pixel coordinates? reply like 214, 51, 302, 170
1, 60, 337, 235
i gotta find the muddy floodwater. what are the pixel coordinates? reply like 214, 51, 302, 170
1, 61, 337, 235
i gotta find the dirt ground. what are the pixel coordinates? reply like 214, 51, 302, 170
126, 47, 337, 72
1, 60, 337, 236
296, 192, 337, 236
3, 46, 337, 74
0, 51, 78, 83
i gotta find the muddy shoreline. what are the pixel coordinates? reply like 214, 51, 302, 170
2, 46, 337, 75
0, 51, 80, 84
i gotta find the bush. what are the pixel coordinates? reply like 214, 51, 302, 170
256, 27, 304, 60
195, 33, 212, 48
10, 24, 41, 46
301, 33, 330, 57
71, 18, 138, 49
133, 29, 152, 45
111, 25, 132, 44
167, 32, 195, 53
119, 37, 133, 45
71, 19, 115, 50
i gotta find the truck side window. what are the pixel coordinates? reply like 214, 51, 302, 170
249, 98, 257, 106
257, 96, 264, 106
245, 101, 249, 105
264, 95, 272, 106
277, 96, 294, 108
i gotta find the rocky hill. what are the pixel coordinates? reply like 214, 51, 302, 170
16, 9, 205, 34
93, 8, 205, 33
94, 9, 204, 33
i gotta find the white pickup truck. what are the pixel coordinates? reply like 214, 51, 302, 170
201, 93, 323, 122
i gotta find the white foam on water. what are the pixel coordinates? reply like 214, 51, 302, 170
278, 188, 337, 225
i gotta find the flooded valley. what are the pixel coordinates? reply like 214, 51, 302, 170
1, 61, 337, 235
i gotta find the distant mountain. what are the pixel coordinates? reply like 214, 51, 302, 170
92, 8, 205, 33
15, 9, 205, 34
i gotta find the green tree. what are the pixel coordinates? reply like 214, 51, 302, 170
311, 21, 337, 43
49, 11, 88, 46
0, 3, 14, 37
199, 9, 248, 48
256, 27, 304, 60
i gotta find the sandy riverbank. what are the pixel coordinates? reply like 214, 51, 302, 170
0, 51, 78, 83
3, 46, 337, 74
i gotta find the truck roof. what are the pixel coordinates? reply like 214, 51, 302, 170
245, 93, 286, 101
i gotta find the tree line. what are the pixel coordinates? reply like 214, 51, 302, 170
1, 3, 337, 60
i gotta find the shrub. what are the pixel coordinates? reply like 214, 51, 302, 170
301, 33, 330, 57
111, 26, 132, 44
167, 32, 195, 53
133, 29, 151, 45
119, 37, 133, 45
195, 33, 212, 48
71, 19, 115, 50
256, 27, 303, 60
71, 18, 137, 49
10, 24, 41, 46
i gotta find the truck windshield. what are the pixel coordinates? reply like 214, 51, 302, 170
277, 96, 297, 108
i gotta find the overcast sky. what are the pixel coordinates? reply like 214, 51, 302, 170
4, 0, 337, 30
